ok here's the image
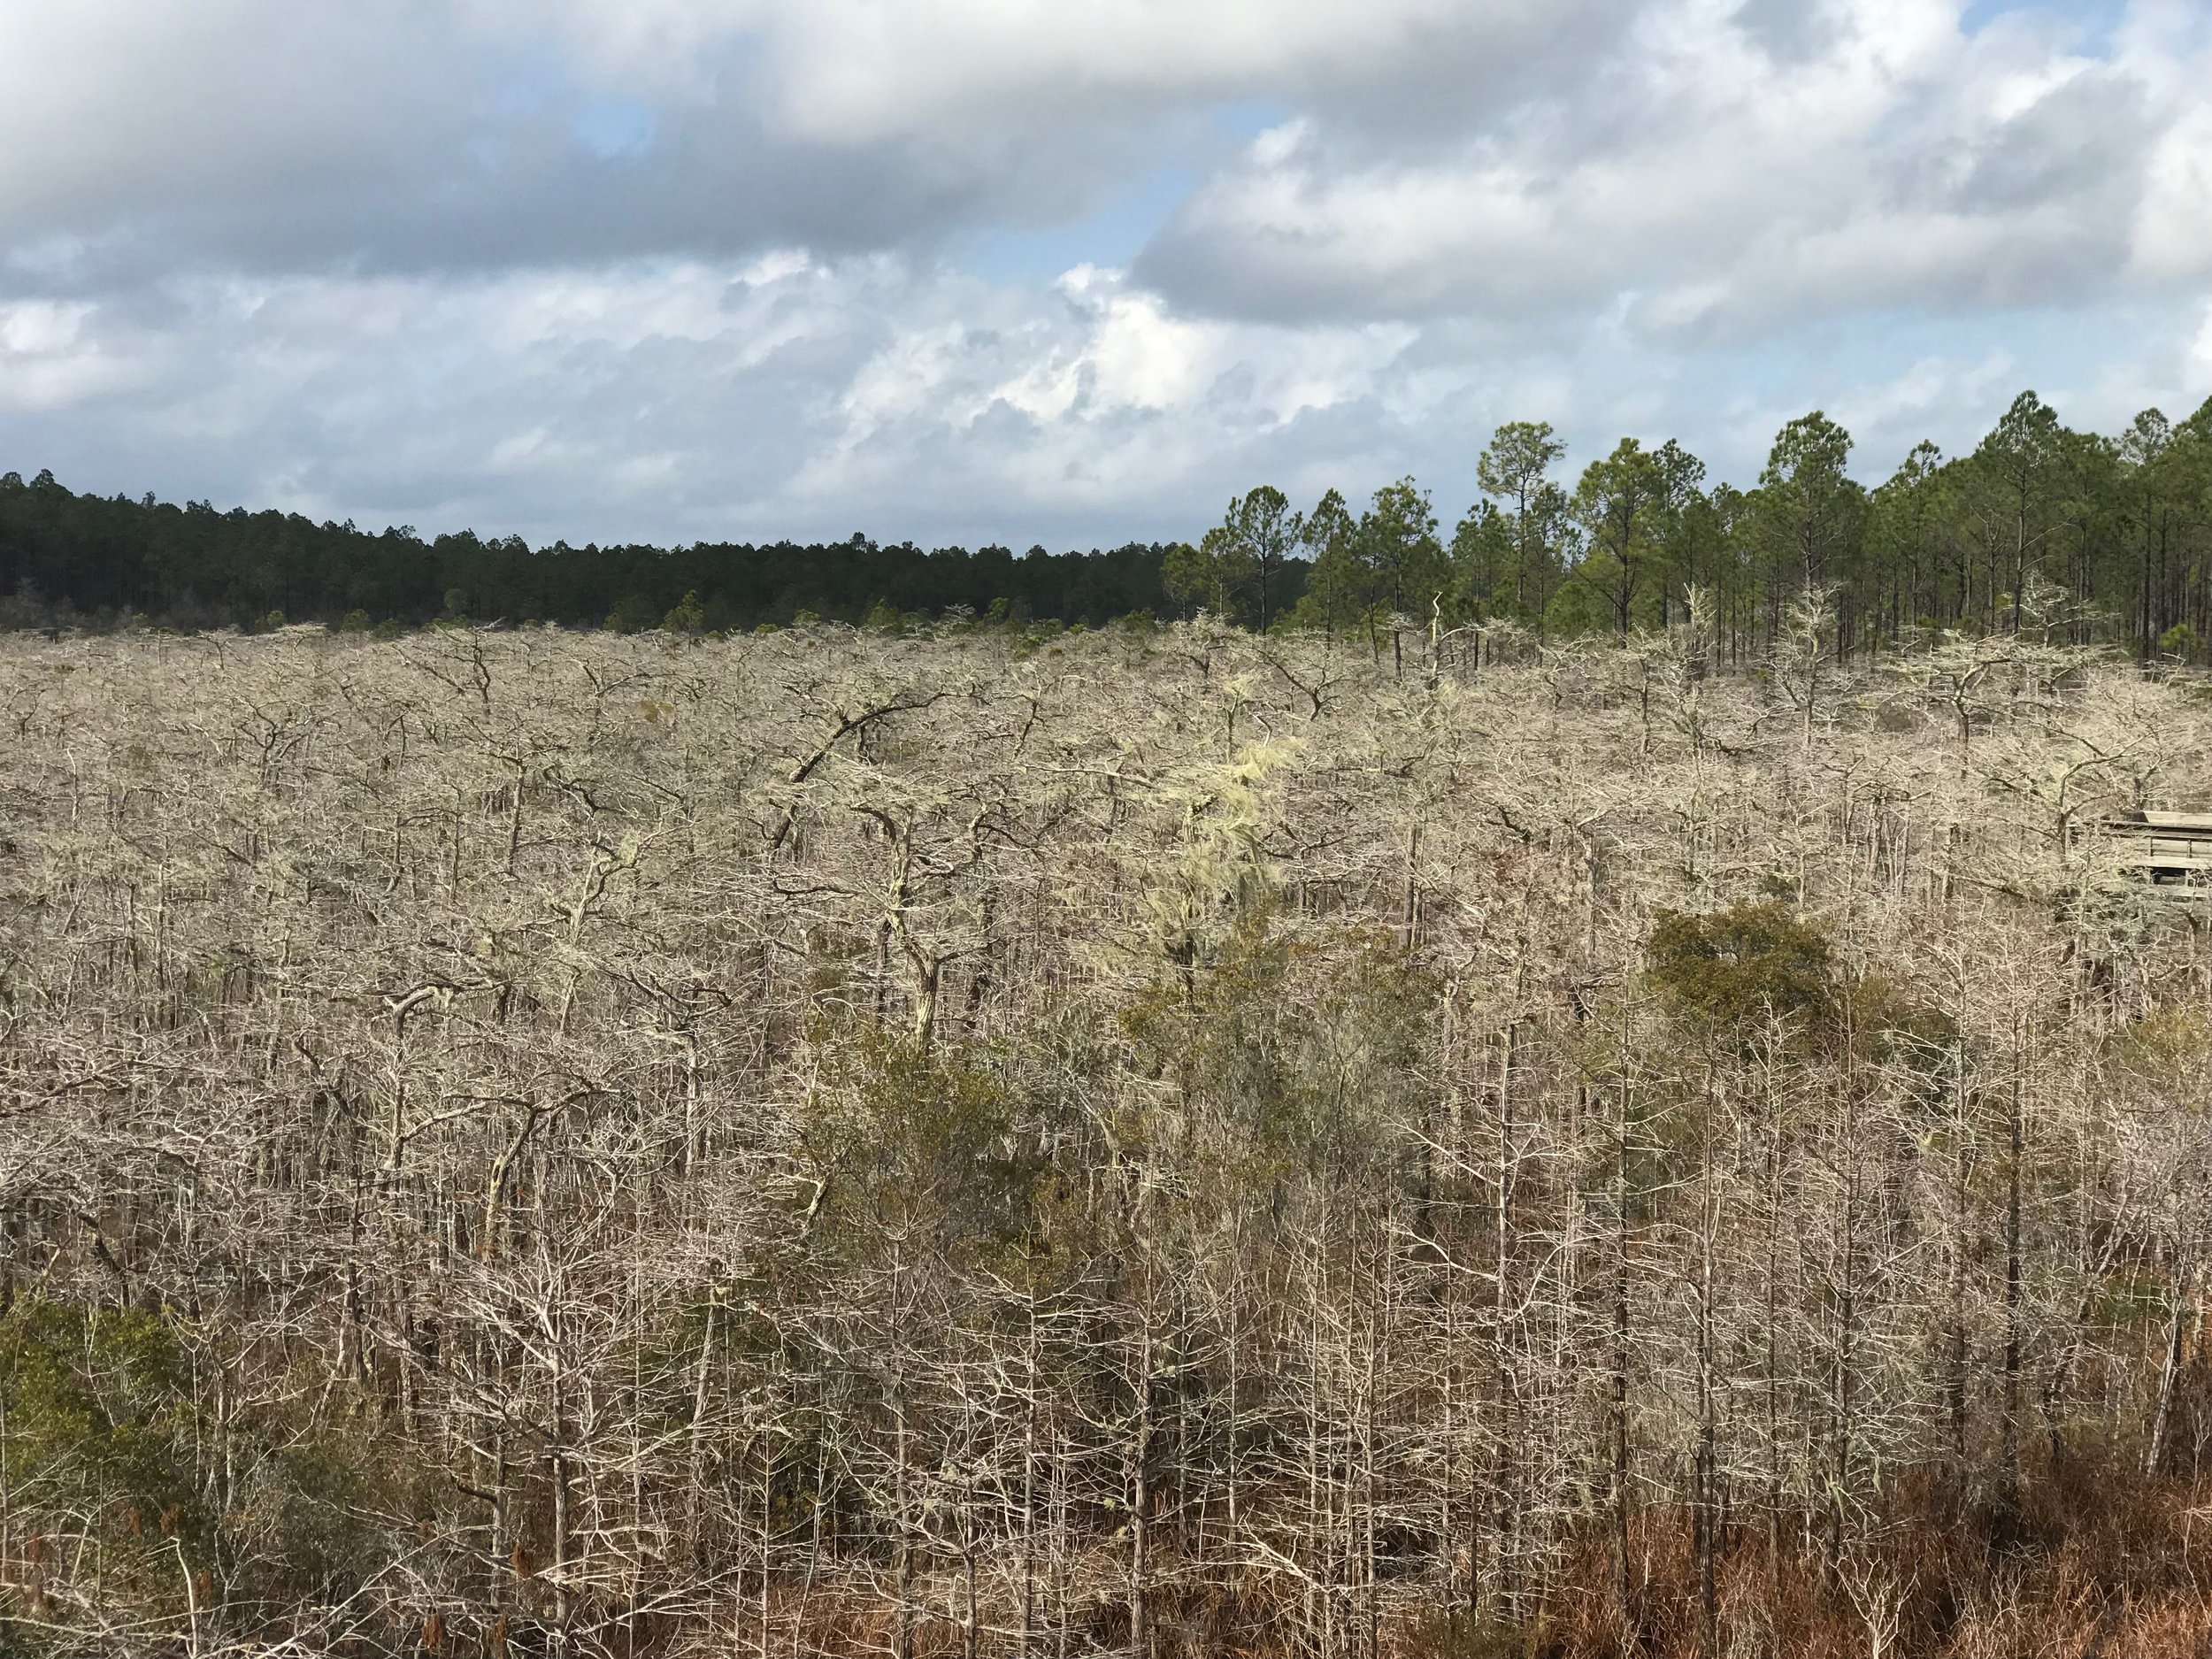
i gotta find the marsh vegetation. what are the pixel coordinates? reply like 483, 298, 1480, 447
2, 613, 2210, 1656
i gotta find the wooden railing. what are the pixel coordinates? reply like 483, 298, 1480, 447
2103, 811, 2212, 882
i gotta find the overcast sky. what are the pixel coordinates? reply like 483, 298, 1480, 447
4, 0, 2209, 549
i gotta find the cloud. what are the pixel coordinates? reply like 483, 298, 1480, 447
1140, 0, 2209, 334
2193, 301, 2212, 385
0, 256, 1423, 546
0, 0, 2208, 546
9, 2, 2200, 319
0, 0, 1623, 280
741, 0, 1627, 146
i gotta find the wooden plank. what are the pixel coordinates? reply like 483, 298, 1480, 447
2108, 813, 2212, 834
2091, 813, 2212, 885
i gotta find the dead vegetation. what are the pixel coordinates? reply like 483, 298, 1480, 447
2, 614, 2210, 1657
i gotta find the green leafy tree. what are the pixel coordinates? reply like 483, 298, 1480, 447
1867, 441, 1949, 636
0, 1300, 211, 1563
1223, 485, 1295, 629
1647, 901, 1837, 1050
1648, 439, 1709, 625
1203, 523, 1258, 622
1475, 420, 1571, 621
1757, 411, 1864, 593
1447, 496, 1514, 623
665, 589, 709, 635
1161, 540, 1216, 621
1355, 478, 1449, 670
1955, 390, 2073, 632
607, 592, 661, 634
805, 1037, 1041, 1262
2116, 403, 2212, 657
1568, 438, 1666, 640
1292, 488, 1364, 640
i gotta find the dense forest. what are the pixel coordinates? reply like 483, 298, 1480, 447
5, 388, 2211, 657
2, 611, 2209, 1656
0, 484, 1179, 638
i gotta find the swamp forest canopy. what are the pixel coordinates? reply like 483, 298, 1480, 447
3, 613, 2212, 1657
5, 387, 2212, 657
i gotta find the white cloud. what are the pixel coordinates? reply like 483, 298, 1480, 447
1141, 0, 2208, 333
2132, 104, 2212, 280
1, 0, 2208, 542
0, 298, 147, 412
0, 0, 1624, 277
0, 257, 1417, 543
730, 0, 1616, 144
0, 300, 93, 356
790, 264, 1417, 516
2192, 301, 2212, 385
7, 0, 2200, 324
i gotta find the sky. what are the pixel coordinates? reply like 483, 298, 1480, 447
3, 0, 2210, 549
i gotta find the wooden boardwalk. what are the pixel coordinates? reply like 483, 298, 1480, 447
2104, 810, 2212, 883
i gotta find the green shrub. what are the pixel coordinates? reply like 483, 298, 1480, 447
664, 590, 707, 636
3, 1296, 405, 1613
0, 1298, 206, 1554
805, 1038, 1041, 1262
1647, 900, 1837, 1043
1842, 970, 1958, 1071
230, 1441, 387, 1595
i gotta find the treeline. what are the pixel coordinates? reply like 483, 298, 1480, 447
1169, 391, 2212, 661
0, 472, 1177, 633
6, 388, 2212, 656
